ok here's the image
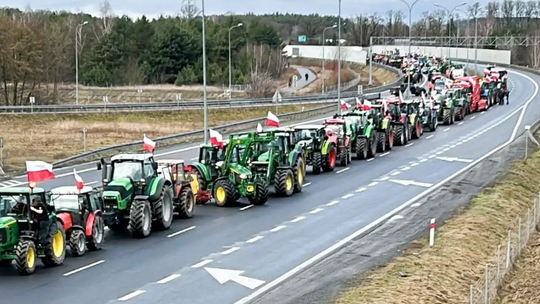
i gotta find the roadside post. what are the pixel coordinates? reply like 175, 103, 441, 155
103, 95, 109, 110
273, 90, 282, 115
82, 127, 88, 152
429, 218, 436, 246
137, 87, 143, 103
30, 96, 35, 113
0, 137, 4, 175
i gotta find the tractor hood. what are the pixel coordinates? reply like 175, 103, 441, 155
257, 151, 270, 162
0, 216, 16, 228
102, 178, 134, 202
229, 163, 252, 177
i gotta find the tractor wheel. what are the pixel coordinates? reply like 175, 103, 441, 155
248, 178, 268, 206
406, 124, 412, 142
14, 240, 36, 275
386, 126, 394, 151
322, 146, 336, 172
69, 229, 86, 257
292, 156, 305, 193
454, 107, 463, 121
355, 137, 368, 160
213, 179, 236, 207
450, 109, 455, 125
412, 120, 422, 139
192, 167, 207, 191
339, 147, 348, 166
393, 125, 406, 146
369, 132, 378, 157
128, 199, 152, 238
376, 131, 386, 152
176, 186, 195, 219
41, 222, 66, 267
87, 215, 105, 251
274, 169, 295, 197
312, 152, 322, 174
442, 109, 451, 125
154, 186, 175, 228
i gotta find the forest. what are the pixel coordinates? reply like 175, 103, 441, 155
0, 0, 535, 105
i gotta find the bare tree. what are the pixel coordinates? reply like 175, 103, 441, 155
94, 0, 114, 39
180, 0, 201, 19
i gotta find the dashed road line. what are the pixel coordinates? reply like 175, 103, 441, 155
458, 122, 464, 125
355, 187, 366, 192
303, 182, 312, 187
326, 200, 340, 206
443, 128, 450, 132
442, 147, 450, 152
118, 290, 146, 301
481, 111, 485, 114
157, 274, 181, 284
191, 259, 213, 268
367, 158, 374, 162
410, 202, 422, 208
388, 215, 404, 222
368, 181, 378, 187
380, 176, 390, 181
63, 260, 105, 277
410, 162, 419, 167
221, 247, 240, 255
426, 135, 434, 139
246, 236, 264, 243
309, 208, 324, 214
341, 194, 353, 199
270, 225, 286, 232
470, 116, 476, 120
405, 143, 414, 147
419, 159, 428, 162
401, 166, 410, 171
291, 216, 306, 223
167, 226, 196, 238
379, 152, 390, 157
239, 205, 254, 211
336, 168, 349, 174
391, 171, 400, 176
435, 151, 443, 155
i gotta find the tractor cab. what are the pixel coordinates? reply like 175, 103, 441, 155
197, 144, 226, 167
50, 186, 100, 216
156, 159, 206, 204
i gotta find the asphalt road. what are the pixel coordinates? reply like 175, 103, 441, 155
0, 66, 538, 304
280, 67, 317, 94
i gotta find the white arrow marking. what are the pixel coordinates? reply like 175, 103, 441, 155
205, 267, 265, 289
436, 156, 473, 163
389, 179, 433, 188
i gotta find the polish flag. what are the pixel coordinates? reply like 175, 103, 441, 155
398, 90, 405, 103
265, 111, 279, 127
143, 134, 156, 152
362, 100, 372, 110
74, 169, 84, 190
355, 97, 362, 108
256, 123, 263, 132
26, 161, 55, 183
209, 129, 223, 148
340, 100, 351, 110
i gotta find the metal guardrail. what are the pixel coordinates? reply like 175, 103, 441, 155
0, 63, 402, 114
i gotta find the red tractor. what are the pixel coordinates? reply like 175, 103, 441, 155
50, 186, 105, 257
323, 119, 351, 166
453, 76, 480, 114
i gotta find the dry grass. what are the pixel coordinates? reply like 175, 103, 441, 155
335, 148, 540, 304
0, 104, 323, 172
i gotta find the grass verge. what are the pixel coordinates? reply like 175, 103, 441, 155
334, 141, 540, 304
1, 104, 324, 172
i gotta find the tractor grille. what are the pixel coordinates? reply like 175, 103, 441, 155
104, 185, 132, 200
0, 228, 6, 244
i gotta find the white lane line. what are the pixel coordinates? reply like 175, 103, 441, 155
368, 182, 378, 187
470, 116, 476, 120
303, 182, 312, 187
221, 247, 240, 255
270, 225, 286, 232
167, 226, 196, 238
380, 176, 390, 181
63, 260, 105, 277
442, 148, 450, 152
428, 155, 436, 158
157, 274, 181, 284
341, 194, 353, 199
481, 111, 485, 114
426, 135, 434, 139
239, 205, 254, 211
309, 208, 324, 214
401, 166, 410, 171
291, 216, 306, 223
443, 128, 450, 132
246, 236, 264, 243
118, 290, 146, 301
458, 122, 464, 125
410, 162, 419, 167
391, 171, 400, 176
367, 158, 374, 162
419, 159, 428, 162
326, 200, 339, 206
436, 151, 443, 155
191, 259, 213, 268
388, 215, 404, 222
355, 187, 367, 192
379, 152, 390, 157
190, 157, 198, 160
336, 168, 350, 174
405, 143, 414, 147
410, 202, 422, 208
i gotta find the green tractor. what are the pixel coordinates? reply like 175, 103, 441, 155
435, 91, 456, 125
97, 153, 190, 238
365, 102, 395, 152
340, 110, 379, 159
188, 143, 227, 204
446, 87, 469, 121
400, 99, 424, 139
293, 124, 337, 174
0, 187, 66, 275
420, 94, 439, 132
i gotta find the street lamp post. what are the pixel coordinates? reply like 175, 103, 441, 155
75, 21, 88, 105
434, 2, 467, 58
456, 8, 470, 68
202, 0, 208, 143
228, 23, 243, 100
398, 0, 421, 95
337, 0, 342, 114
322, 24, 337, 94
470, 5, 483, 72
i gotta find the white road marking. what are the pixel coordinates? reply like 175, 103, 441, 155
470, 116, 475, 120
326, 200, 339, 206
270, 225, 286, 232
419, 158, 428, 162
341, 194, 353, 199
118, 290, 146, 301
401, 166, 410, 171
410, 162, 419, 167
63, 260, 105, 277
379, 152, 390, 157
336, 168, 349, 174
190, 157, 198, 160
410, 202, 422, 208
291, 216, 306, 223
443, 128, 450, 132
355, 187, 367, 192
167, 226, 196, 238
192, 259, 213, 268
368, 182, 378, 187
380, 176, 390, 181
388, 215, 404, 222
435, 151, 443, 155
239, 205, 254, 211
405, 143, 414, 147
221, 247, 240, 255
426, 135, 434, 139
367, 158, 374, 162
391, 171, 400, 175
442, 148, 450, 152
157, 274, 181, 284
309, 208, 324, 214
481, 111, 485, 114
458, 122, 464, 125
303, 182, 312, 187
246, 236, 264, 243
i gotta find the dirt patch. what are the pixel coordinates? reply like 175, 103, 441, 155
276, 68, 301, 87
0, 104, 323, 172
334, 139, 540, 304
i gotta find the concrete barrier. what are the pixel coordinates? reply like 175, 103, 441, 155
282, 45, 368, 65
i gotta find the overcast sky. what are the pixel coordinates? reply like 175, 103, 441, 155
0, 0, 493, 20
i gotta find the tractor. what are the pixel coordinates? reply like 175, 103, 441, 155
340, 110, 380, 159
399, 99, 424, 139
420, 94, 439, 132
323, 119, 352, 166
187, 143, 227, 204
294, 124, 337, 174
50, 186, 105, 257
365, 101, 395, 152
0, 187, 66, 275
156, 159, 202, 215
434, 91, 456, 125
445, 87, 470, 121
96, 153, 190, 238
385, 98, 412, 146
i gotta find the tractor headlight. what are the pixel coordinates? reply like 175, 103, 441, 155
138, 178, 146, 186
240, 174, 247, 179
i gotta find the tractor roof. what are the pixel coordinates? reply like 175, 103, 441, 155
111, 153, 153, 162
0, 187, 46, 194
293, 124, 325, 130
156, 159, 185, 166
50, 186, 93, 195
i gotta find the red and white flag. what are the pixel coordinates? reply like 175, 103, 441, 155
355, 97, 362, 108
398, 90, 405, 103
143, 134, 156, 152
265, 111, 279, 127
362, 100, 372, 110
340, 100, 351, 110
74, 169, 84, 190
257, 123, 263, 132
26, 161, 55, 183
209, 129, 223, 148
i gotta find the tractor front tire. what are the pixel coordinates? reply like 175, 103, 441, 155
322, 146, 336, 172
87, 215, 105, 251
339, 147, 348, 166
442, 109, 451, 125
386, 126, 394, 150
213, 179, 236, 207
376, 131, 386, 152
41, 222, 66, 267
368, 133, 377, 158
177, 186, 195, 219
154, 186, 175, 229
248, 179, 269, 206
292, 157, 305, 193
69, 229, 86, 257
393, 125, 406, 146
312, 152, 322, 174
356, 137, 368, 160
14, 240, 37, 275
128, 199, 152, 238
274, 169, 295, 197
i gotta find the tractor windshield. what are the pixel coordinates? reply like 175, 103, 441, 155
51, 194, 80, 211
325, 124, 343, 135
299, 129, 317, 140
0, 194, 25, 216
112, 161, 143, 180
434, 79, 444, 88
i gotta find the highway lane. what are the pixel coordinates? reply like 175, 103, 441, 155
1, 67, 534, 304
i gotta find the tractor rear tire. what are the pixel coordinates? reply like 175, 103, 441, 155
386, 126, 394, 150
176, 186, 195, 219
213, 179, 236, 207
87, 215, 105, 251
14, 240, 36, 275
128, 200, 152, 238
248, 179, 269, 206
154, 186, 175, 229
376, 131, 386, 152
393, 125, 406, 146
442, 109, 451, 125
274, 169, 295, 197
339, 147, 348, 166
292, 156, 305, 193
69, 229, 86, 257
322, 146, 336, 172
356, 137, 368, 160
41, 222, 66, 267
312, 152, 322, 174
